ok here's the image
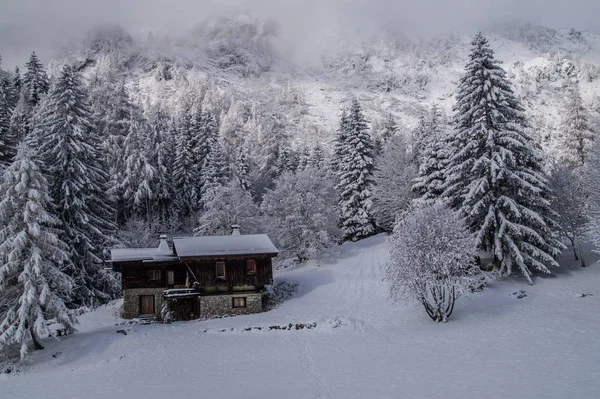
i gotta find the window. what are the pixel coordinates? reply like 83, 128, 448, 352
232, 297, 247, 308
148, 270, 161, 281
216, 262, 226, 279
246, 260, 257, 275
166, 270, 175, 285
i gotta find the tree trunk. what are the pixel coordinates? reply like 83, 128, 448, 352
570, 237, 579, 260
29, 327, 44, 351
578, 245, 586, 268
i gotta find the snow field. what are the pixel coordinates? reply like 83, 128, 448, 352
2, 234, 600, 399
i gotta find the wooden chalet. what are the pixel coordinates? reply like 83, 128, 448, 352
110, 226, 278, 321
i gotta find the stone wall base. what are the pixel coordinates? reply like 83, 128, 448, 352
122, 290, 264, 319
122, 288, 166, 319
199, 293, 263, 317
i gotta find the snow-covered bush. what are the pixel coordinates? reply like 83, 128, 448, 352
116, 218, 160, 248
261, 168, 341, 267
384, 203, 481, 322
548, 166, 590, 266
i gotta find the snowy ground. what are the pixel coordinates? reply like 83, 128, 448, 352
2, 234, 600, 399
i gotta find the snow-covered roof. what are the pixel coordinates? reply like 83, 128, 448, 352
173, 234, 278, 258
110, 234, 278, 262
110, 245, 176, 262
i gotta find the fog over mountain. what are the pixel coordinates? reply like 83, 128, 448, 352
1, 0, 600, 67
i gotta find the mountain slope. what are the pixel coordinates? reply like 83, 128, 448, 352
44, 21, 600, 166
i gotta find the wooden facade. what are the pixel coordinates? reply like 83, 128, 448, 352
117, 255, 274, 293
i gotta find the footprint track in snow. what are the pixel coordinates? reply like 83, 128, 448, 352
293, 334, 332, 399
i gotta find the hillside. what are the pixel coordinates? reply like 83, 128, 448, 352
43, 20, 600, 166
2, 235, 599, 398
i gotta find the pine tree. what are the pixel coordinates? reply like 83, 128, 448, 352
149, 108, 175, 223
296, 146, 311, 171
12, 67, 22, 97
235, 148, 253, 194
194, 109, 219, 165
120, 115, 156, 219
7, 94, 31, 161
0, 82, 11, 166
381, 112, 398, 144
559, 80, 595, 168
34, 65, 117, 306
275, 144, 296, 176
173, 112, 198, 218
443, 33, 563, 283
23, 52, 49, 107
330, 109, 349, 173
412, 104, 449, 202
200, 138, 230, 203
1, 70, 18, 111
90, 79, 134, 223
0, 144, 74, 358
334, 98, 376, 241
411, 114, 428, 163
310, 145, 325, 169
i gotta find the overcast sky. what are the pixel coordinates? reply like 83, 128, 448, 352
1, 0, 599, 68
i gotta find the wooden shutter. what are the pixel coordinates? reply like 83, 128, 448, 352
216, 262, 226, 279
246, 260, 256, 275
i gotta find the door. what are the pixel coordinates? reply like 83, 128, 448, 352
140, 295, 155, 315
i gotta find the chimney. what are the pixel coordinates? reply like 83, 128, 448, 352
231, 225, 241, 236
157, 234, 172, 254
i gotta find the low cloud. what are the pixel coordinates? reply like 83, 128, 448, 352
1, 0, 599, 68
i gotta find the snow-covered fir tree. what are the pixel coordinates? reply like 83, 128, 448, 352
200, 138, 230, 203
333, 98, 376, 241
119, 115, 156, 219
23, 52, 49, 107
148, 108, 175, 223
11, 66, 22, 98
296, 146, 311, 172
412, 103, 449, 203
275, 144, 296, 176
310, 145, 325, 169
372, 135, 417, 231
195, 180, 261, 236
380, 112, 398, 144
410, 114, 428, 163
0, 143, 75, 358
34, 65, 118, 306
261, 167, 341, 266
7, 94, 31, 162
443, 33, 563, 283
0, 81, 11, 166
90, 79, 135, 223
559, 80, 595, 168
173, 111, 198, 218
193, 109, 219, 169
0, 70, 18, 112
234, 148, 253, 194
330, 109, 349, 173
